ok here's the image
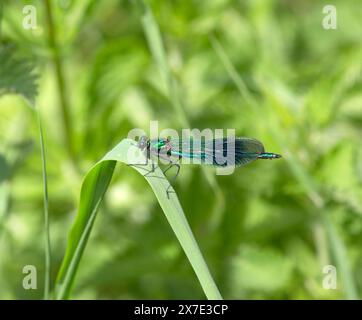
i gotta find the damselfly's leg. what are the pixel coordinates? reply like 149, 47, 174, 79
165, 163, 180, 199
128, 160, 171, 182
128, 160, 158, 177
159, 156, 181, 199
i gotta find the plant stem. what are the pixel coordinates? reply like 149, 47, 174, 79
43, 0, 75, 162
37, 110, 51, 300
0, 1, 3, 40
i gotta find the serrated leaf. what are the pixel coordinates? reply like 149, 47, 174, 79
0, 45, 38, 106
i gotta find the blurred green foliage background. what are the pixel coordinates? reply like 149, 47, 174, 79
0, 0, 362, 299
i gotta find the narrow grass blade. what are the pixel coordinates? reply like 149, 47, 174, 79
0, 42, 51, 298
138, 0, 187, 125
55, 139, 221, 300
0, 1, 3, 39
0, 155, 10, 243
43, 0, 75, 162
55, 161, 116, 299
323, 214, 358, 299
138, 1, 225, 230
37, 111, 51, 300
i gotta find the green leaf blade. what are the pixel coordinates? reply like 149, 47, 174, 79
55, 139, 221, 300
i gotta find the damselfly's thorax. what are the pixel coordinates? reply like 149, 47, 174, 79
137, 136, 173, 159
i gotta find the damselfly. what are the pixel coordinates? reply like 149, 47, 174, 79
131, 136, 281, 198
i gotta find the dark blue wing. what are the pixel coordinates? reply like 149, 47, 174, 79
169, 137, 265, 167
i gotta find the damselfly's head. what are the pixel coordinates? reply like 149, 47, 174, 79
137, 135, 149, 151
258, 152, 282, 160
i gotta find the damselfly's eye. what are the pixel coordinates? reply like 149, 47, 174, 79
137, 136, 148, 150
